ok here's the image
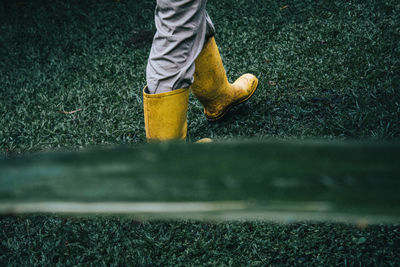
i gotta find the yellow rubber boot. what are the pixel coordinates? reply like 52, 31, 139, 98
191, 37, 258, 121
143, 86, 189, 142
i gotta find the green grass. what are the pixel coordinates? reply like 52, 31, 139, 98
1, 215, 400, 266
1, 0, 399, 154
1, 0, 400, 265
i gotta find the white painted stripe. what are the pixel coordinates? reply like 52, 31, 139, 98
0, 201, 248, 214
0, 201, 399, 224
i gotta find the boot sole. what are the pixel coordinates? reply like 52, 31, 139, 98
205, 78, 259, 122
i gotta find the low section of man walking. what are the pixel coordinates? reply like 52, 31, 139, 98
143, 0, 258, 142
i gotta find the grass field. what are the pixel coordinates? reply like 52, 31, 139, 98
2, 215, 399, 266
1, 0, 400, 265
1, 0, 399, 153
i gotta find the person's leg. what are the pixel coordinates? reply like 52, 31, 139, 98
143, 0, 214, 142
146, 0, 215, 94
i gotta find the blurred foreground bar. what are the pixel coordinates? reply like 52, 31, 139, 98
1, 140, 399, 223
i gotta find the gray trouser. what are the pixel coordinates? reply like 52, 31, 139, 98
146, 0, 215, 94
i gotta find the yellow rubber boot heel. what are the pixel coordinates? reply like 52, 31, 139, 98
196, 138, 213, 143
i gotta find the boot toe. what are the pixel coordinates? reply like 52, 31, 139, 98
234, 73, 258, 102
237, 74, 258, 94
